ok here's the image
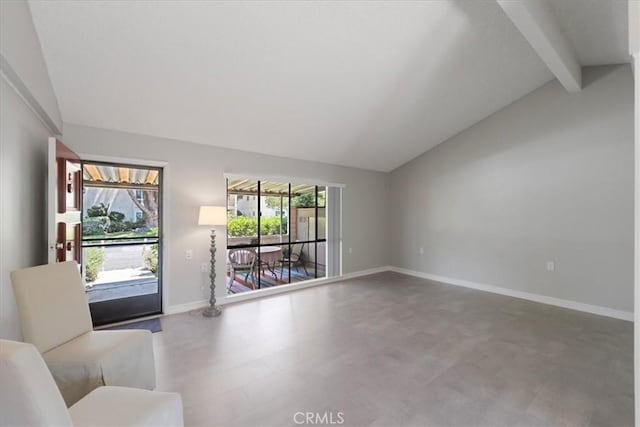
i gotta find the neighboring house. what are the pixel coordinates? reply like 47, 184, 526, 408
229, 194, 279, 219
83, 187, 143, 221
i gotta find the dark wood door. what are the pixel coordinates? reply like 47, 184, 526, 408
48, 138, 82, 265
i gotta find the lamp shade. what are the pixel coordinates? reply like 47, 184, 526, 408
198, 206, 227, 226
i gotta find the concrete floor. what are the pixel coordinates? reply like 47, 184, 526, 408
86, 276, 158, 303
153, 272, 633, 427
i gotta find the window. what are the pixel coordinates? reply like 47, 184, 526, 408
226, 178, 327, 294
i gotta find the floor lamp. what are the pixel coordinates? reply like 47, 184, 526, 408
198, 206, 227, 317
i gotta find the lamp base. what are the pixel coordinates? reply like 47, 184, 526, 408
203, 304, 222, 317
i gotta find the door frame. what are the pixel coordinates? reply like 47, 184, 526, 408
78, 153, 170, 316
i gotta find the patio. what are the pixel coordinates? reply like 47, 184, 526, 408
227, 262, 326, 294
85, 245, 158, 303
225, 178, 327, 295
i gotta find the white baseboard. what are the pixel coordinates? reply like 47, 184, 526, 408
165, 266, 630, 322
165, 299, 209, 315
330, 266, 394, 281
220, 265, 394, 305
389, 267, 633, 322
165, 266, 393, 312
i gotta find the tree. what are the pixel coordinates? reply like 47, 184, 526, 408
264, 196, 284, 210
126, 189, 159, 227
292, 192, 325, 207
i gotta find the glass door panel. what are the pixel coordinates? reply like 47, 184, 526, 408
82, 162, 162, 326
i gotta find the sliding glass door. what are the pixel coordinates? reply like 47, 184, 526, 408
226, 179, 327, 294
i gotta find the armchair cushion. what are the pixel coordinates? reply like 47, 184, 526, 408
43, 330, 156, 406
69, 386, 183, 427
0, 340, 182, 427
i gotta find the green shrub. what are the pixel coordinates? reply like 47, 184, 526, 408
133, 218, 147, 229
108, 211, 125, 222
227, 216, 257, 237
261, 217, 287, 235
86, 207, 143, 235
106, 221, 126, 233
227, 216, 287, 237
142, 228, 159, 275
83, 216, 109, 236
143, 244, 158, 275
106, 210, 134, 233
87, 203, 109, 217
85, 247, 105, 282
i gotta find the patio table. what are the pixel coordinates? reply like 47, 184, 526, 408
257, 246, 282, 279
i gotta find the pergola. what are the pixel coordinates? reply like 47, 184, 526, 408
83, 163, 160, 188
227, 179, 316, 197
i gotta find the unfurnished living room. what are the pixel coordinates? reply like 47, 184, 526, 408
1, 1, 639, 426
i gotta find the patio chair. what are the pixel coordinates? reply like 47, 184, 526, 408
0, 339, 183, 426
228, 248, 257, 290
280, 242, 308, 276
10, 261, 156, 406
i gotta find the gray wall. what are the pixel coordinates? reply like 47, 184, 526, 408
390, 64, 634, 312
0, 1, 61, 340
62, 124, 390, 310
0, 78, 50, 340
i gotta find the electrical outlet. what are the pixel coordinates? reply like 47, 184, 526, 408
348, 247, 353, 254
201, 263, 208, 273
186, 250, 193, 260
546, 261, 555, 272
419, 247, 424, 254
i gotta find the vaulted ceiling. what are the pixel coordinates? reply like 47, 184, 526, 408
29, 0, 629, 172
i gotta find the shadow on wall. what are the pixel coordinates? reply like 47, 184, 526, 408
347, 0, 554, 170
389, 63, 633, 312
581, 64, 620, 88
400, 64, 632, 176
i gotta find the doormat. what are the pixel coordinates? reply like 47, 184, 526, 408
102, 318, 162, 333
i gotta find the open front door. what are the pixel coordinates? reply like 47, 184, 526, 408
47, 138, 82, 265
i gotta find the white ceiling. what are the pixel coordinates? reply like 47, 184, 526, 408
29, 0, 628, 172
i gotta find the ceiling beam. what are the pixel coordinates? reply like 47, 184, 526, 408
497, 0, 581, 92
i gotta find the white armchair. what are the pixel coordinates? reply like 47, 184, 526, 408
0, 339, 183, 427
11, 261, 156, 406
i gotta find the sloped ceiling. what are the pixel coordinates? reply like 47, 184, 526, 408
28, 0, 628, 172
547, 0, 629, 65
